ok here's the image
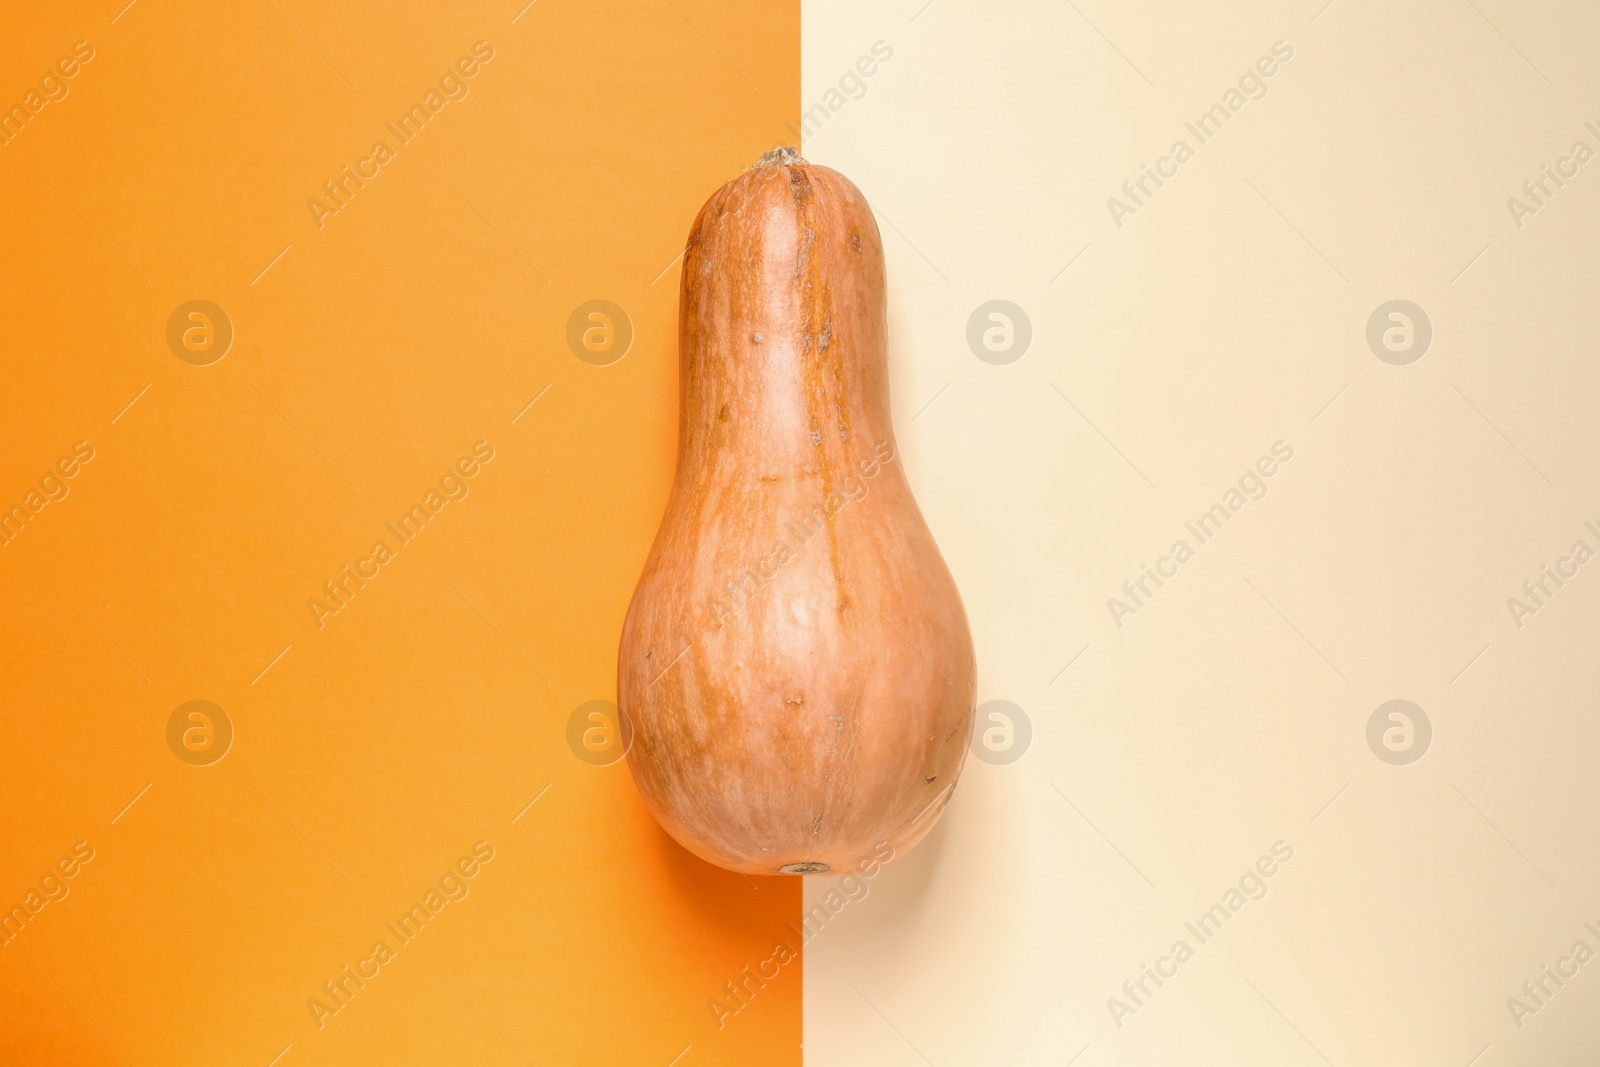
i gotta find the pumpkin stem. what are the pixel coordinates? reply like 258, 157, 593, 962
754, 145, 807, 169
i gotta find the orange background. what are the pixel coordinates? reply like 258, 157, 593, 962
0, 1, 800, 1064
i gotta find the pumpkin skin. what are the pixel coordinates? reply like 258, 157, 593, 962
618, 148, 976, 876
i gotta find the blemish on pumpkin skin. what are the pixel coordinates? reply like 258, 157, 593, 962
787, 167, 809, 206
717, 403, 730, 422
924, 776, 936, 785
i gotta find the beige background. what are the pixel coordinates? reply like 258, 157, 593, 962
801, 0, 1600, 1064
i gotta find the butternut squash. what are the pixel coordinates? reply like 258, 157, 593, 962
618, 147, 976, 875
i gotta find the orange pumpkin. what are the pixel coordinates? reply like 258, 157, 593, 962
618, 148, 976, 875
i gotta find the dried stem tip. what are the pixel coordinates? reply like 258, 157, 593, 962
754, 145, 808, 169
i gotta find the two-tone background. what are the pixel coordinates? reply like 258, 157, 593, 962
2, 1, 1596, 1064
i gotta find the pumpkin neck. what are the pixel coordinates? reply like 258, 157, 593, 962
677, 160, 893, 479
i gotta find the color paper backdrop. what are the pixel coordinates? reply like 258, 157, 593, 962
0, 2, 800, 1064
801, 0, 1600, 1064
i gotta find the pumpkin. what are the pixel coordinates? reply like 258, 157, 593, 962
618, 147, 976, 875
